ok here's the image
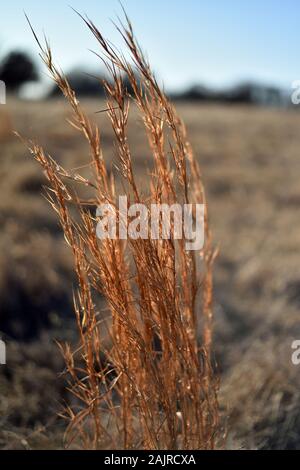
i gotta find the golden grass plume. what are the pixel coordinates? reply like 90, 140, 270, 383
24, 9, 220, 449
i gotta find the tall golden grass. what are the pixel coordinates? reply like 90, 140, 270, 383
24, 10, 220, 449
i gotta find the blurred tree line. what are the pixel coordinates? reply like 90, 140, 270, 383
0, 49, 287, 106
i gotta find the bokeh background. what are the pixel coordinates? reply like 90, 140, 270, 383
1, 0, 300, 449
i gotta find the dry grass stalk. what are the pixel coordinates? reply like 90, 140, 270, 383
24, 10, 220, 449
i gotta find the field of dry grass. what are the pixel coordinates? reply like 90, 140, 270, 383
1, 97, 300, 449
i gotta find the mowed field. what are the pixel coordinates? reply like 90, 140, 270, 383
1, 98, 300, 449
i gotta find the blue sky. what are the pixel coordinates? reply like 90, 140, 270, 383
1, 0, 299, 91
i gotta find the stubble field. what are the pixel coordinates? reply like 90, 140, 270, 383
0, 99, 300, 449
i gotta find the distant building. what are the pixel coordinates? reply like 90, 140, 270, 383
173, 81, 286, 107
225, 82, 284, 106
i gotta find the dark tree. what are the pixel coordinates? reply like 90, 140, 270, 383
0, 51, 38, 92
49, 70, 106, 97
